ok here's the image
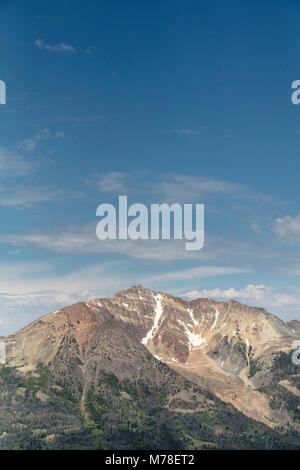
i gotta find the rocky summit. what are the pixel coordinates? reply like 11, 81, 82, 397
0, 285, 300, 450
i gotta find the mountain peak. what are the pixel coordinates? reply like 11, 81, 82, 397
116, 284, 152, 295
2, 285, 299, 430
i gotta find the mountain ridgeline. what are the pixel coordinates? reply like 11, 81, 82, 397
0, 285, 300, 450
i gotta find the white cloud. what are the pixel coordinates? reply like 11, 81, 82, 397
85, 46, 97, 55
154, 174, 245, 201
0, 147, 36, 176
0, 290, 98, 309
0, 261, 51, 280
0, 224, 207, 261
86, 172, 272, 205
273, 214, 300, 241
250, 221, 262, 235
184, 284, 299, 311
0, 262, 122, 295
86, 171, 131, 193
151, 266, 249, 282
35, 38, 76, 53
0, 186, 63, 207
17, 128, 64, 152
168, 128, 207, 135
0, 222, 271, 264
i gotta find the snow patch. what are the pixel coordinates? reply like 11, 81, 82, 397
141, 294, 163, 346
187, 308, 198, 326
211, 307, 219, 330
245, 338, 250, 366
154, 355, 163, 361
177, 319, 206, 350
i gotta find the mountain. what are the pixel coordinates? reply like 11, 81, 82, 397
0, 285, 300, 450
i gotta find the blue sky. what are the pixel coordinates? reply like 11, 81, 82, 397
0, 0, 300, 333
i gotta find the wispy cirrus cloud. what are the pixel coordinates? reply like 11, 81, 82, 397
0, 186, 64, 207
0, 131, 73, 206
17, 128, 64, 152
45, 114, 107, 125
0, 147, 36, 176
34, 38, 76, 53
87, 171, 244, 196
150, 266, 249, 282
0, 224, 202, 261
167, 127, 207, 135
0, 221, 267, 267
85, 171, 131, 193
153, 174, 245, 201
86, 171, 273, 204
0, 261, 52, 280
0, 128, 65, 178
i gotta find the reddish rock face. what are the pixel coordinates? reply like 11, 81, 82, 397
2, 285, 300, 428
